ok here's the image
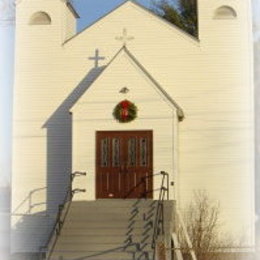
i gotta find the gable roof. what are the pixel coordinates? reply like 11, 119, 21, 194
71, 46, 184, 121
64, 0, 198, 45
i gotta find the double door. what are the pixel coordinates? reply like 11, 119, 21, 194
96, 131, 153, 199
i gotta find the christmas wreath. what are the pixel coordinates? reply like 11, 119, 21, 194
113, 100, 138, 123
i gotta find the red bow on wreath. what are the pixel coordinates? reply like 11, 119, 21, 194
120, 100, 131, 120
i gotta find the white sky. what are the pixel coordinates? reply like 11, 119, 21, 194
0, 0, 15, 186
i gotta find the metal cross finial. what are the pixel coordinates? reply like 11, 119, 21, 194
115, 28, 134, 46
88, 49, 105, 68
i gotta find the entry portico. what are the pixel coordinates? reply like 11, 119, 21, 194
71, 46, 183, 201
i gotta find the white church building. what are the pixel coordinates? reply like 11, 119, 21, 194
11, 0, 255, 259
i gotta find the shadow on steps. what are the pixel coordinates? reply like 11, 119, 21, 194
49, 199, 174, 260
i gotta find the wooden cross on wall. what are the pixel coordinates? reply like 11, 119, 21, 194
88, 49, 105, 68
115, 28, 134, 46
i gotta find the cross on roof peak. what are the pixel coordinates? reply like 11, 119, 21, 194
115, 28, 135, 46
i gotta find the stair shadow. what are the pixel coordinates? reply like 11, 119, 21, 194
68, 200, 157, 260
70, 245, 131, 260
124, 199, 157, 260
53, 200, 140, 260
53, 199, 161, 260
123, 175, 158, 199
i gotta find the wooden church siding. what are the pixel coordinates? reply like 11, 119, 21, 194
12, 0, 254, 254
178, 0, 254, 244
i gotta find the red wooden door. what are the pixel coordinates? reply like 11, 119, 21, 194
96, 131, 153, 199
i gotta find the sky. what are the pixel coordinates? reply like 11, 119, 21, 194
71, 0, 154, 31
0, 0, 259, 186
0, 0, 15, 186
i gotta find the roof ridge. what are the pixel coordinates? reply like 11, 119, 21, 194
63, 0, 198, 45
63, 0, 130, 45
122, 47, 184, 120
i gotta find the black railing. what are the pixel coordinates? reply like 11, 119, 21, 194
151, 171, 169, 259
40, 171, 86, 260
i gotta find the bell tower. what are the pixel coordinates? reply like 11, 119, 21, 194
194, 0, 255, 245
15, 0, 78, 45
12, 1, 79, 258
197, 0, 253, 47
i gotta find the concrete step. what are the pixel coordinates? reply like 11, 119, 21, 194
64, 217, 172, 224
63, 212, 173, 223
50, 250, 136, 260
58, 235, 130, 244
60, 227, 153, 236
50, 246, 154, 256
57, 234, 155, 244
50, 200, 174, 260
69, 200, 173, 212
66, 211, 154, 219
61, 227, 127, 236
54, 242, 137, 253
67, 209, 172, 221
62, 221, 171, 230
70, 199, 156, 207
67, 203, 173, 219
54, 241, 157, 253
54, 240, 155, 252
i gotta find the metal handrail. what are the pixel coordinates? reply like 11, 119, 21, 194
176, 209, 197, 260
171, 233, 184, 260
151, 171, 169, 259
40, 171, 86, 260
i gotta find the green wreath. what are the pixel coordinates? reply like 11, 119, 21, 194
113, 100, 138, 123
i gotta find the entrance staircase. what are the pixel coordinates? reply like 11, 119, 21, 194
48, 199, 174, 260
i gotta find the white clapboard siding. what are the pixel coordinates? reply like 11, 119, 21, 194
12, 0, 254, 254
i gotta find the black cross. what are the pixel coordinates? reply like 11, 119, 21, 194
88, 49, 105, 68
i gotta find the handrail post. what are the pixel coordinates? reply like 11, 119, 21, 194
161, 200, 165, 236
167, 173, 169, 201
69, 174, 73, 200
171, 233, 184, 260
152, 171, 169, 257
177, 209, 197, 260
